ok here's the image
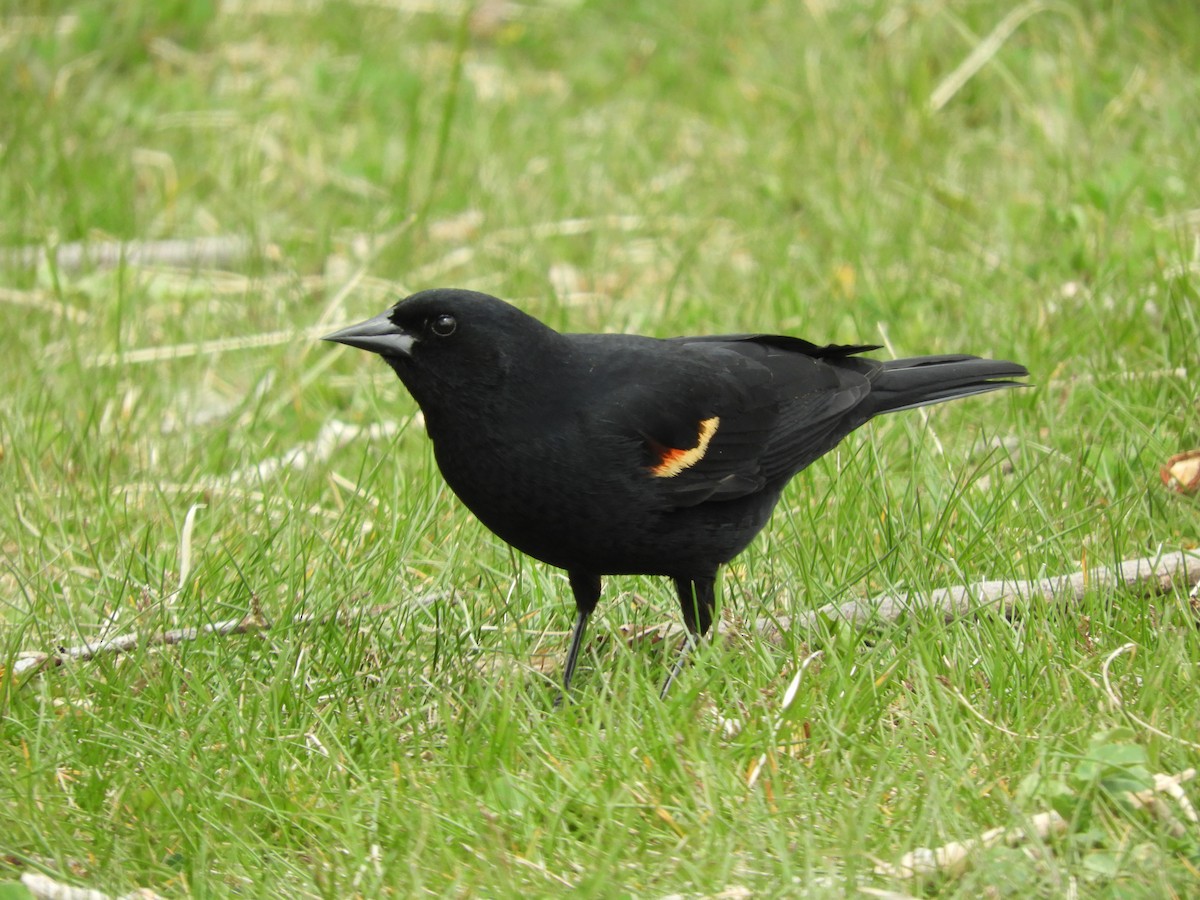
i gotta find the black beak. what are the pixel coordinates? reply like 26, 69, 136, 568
322, 311, 415, 358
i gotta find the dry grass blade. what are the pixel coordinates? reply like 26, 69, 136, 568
83, 326, 330, 367
1101, 643, 1200, 751
746, 650, 823, 789
0, 286, 89, 322
177, 502, 206, 591
3, 235, 252, 272
931, 1, 1060, 112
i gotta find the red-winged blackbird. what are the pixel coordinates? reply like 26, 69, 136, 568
325, 289, 1027, 696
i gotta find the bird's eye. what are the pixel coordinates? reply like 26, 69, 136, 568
430, 313, 457, 337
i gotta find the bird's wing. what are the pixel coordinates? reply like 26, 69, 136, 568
591, 336, 883, 508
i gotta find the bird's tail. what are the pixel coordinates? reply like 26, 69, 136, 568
866, 355, 1029, 417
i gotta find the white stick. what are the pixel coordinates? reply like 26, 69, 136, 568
782, 549, 1200, 630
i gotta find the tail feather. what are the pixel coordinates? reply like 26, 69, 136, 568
867, 355, 1029, 416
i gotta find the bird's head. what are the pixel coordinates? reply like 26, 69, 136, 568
323, 288, 562, 423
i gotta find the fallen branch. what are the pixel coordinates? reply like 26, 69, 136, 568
11, 612, 270, 677
784, 548, 1200, 630
618, 549, 1200, 644
9, 602, 415, 679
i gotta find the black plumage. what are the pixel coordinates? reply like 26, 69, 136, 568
325, 288, 1028, 696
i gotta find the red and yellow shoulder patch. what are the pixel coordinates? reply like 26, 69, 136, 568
649, 416, 720, 478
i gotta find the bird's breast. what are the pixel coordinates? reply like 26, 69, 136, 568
427, 423, 660, 565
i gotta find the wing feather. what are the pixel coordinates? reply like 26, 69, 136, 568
586, 335, 880, 509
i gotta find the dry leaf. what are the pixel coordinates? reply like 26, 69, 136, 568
1161, 450, 1200, 494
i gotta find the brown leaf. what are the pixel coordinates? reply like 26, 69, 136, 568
1161, 450, 1200, 494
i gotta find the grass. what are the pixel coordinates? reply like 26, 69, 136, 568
2, 0, 1199, 896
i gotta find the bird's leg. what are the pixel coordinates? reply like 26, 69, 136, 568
659, 631, 697, 699
559, 609, 590, 700
556, 571, 601, 704
661, 575, 716, 698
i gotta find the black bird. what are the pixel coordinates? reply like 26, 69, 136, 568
324, 288, 1027, 696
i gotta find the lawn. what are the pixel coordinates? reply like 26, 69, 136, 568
2, 1, 1199, 896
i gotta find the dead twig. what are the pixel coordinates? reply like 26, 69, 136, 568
9, 602, 410, 680
11, 612, 270, 677
615, 549, 1200, 661
781, 548, 1200, 631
